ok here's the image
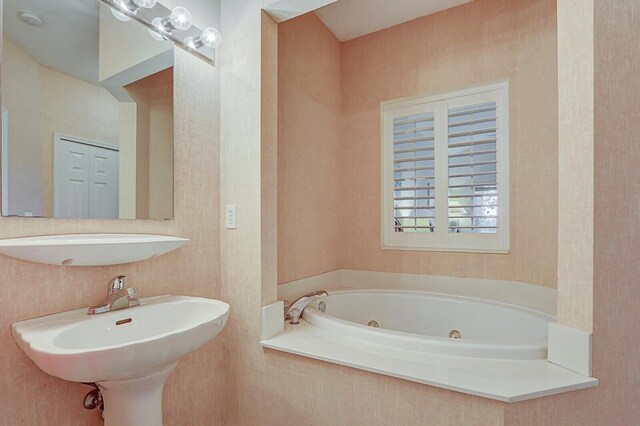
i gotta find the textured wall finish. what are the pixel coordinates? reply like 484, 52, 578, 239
556, 0, 594, 332
339, 0, 558, 288
262, 12, 279, 305
0, 42, 223, 426
219, 0, 266, 423
277, 12, 342, 284
125, 68, 175, 220
504, 0, 640, 423
591, 0, 640, 419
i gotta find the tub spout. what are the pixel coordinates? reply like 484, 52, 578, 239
284, 290, 328, 325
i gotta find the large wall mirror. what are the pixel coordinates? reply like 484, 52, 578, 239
2, 0, 175, 220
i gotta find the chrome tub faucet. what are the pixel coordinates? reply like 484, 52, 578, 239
284, 290, 328, 325
88, 275, 140, 315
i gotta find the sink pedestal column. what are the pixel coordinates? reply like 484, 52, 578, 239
98, 362, 178, 426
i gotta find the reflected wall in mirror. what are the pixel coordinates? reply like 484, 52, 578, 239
2, 0, 174, 219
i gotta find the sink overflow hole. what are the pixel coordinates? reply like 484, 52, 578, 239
448, 329, 462, 339
367, 320, 379, 328
116, 318, 132, 326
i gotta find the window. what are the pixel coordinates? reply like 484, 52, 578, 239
381, 81, 509, 253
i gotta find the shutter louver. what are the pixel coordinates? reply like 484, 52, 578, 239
447, 102, 499, 233
393, 112, 436, 232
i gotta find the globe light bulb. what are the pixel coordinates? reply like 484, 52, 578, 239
148, 17, 166, 41
184, 28, 221, 50
110, 0, 134, 22
201, 27, 221, 48
168, 6, 192, 31
133, 0, 157, 7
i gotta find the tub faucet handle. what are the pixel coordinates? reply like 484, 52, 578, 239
288, 307, 302, 325
284, 290, 328, 325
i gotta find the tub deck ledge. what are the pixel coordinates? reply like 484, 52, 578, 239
260, 321, 598, 402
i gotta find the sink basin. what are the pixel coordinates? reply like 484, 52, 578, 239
12, 295, 229, 425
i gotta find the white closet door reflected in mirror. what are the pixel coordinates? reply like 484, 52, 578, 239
53, 135, 119, 219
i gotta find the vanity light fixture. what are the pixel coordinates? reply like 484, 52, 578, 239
99, 0, 217, 63
148, 6, 192, 40
184, 27, 222, 50
110, 0, 157, 22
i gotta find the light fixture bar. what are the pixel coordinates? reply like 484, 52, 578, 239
98, 0, 215, 65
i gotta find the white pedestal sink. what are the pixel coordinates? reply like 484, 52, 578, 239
11, 295, 229, 426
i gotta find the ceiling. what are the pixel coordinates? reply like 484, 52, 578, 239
314, 0, 472, 41
4, 0, 101, 85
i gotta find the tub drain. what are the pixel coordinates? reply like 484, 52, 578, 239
367, 320, 379, 328
448, 329, 462, 339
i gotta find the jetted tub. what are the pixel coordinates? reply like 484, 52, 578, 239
302, 291, 555, 360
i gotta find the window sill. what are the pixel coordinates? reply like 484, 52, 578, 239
381, 244, 510, 254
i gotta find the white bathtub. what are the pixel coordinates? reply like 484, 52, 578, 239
302, 290, 555, 360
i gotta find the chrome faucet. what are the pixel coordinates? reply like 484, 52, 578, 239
284, 290, 328, 325
88, 275, 140, 315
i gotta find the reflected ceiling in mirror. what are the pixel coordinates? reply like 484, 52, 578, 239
2, 0, 174, 220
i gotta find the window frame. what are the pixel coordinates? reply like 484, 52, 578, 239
381, 81, 510, 253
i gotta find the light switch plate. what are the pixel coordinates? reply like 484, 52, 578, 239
225, 205, 237, 229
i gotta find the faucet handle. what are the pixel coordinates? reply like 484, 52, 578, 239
107, 275, 127, 294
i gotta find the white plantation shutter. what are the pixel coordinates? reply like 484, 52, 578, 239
382, 82, 509, 252
393, 111, 436, 232
447, 101, 499, 233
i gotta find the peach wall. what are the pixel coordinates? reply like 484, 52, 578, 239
262, 12, 279, 305
591, 0, 640, 418
277, 12, 342, 284
125, 68, 175, 220
339, 0, 558, 288
119, 102, 137, 219
128, 77, 151, 219
147, 69, 174, 220
502, 0, 640, 423
2, 38, 43, 217
219, 1, 267, 424
556, 0, 594, 332
0, 46, 223, 426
